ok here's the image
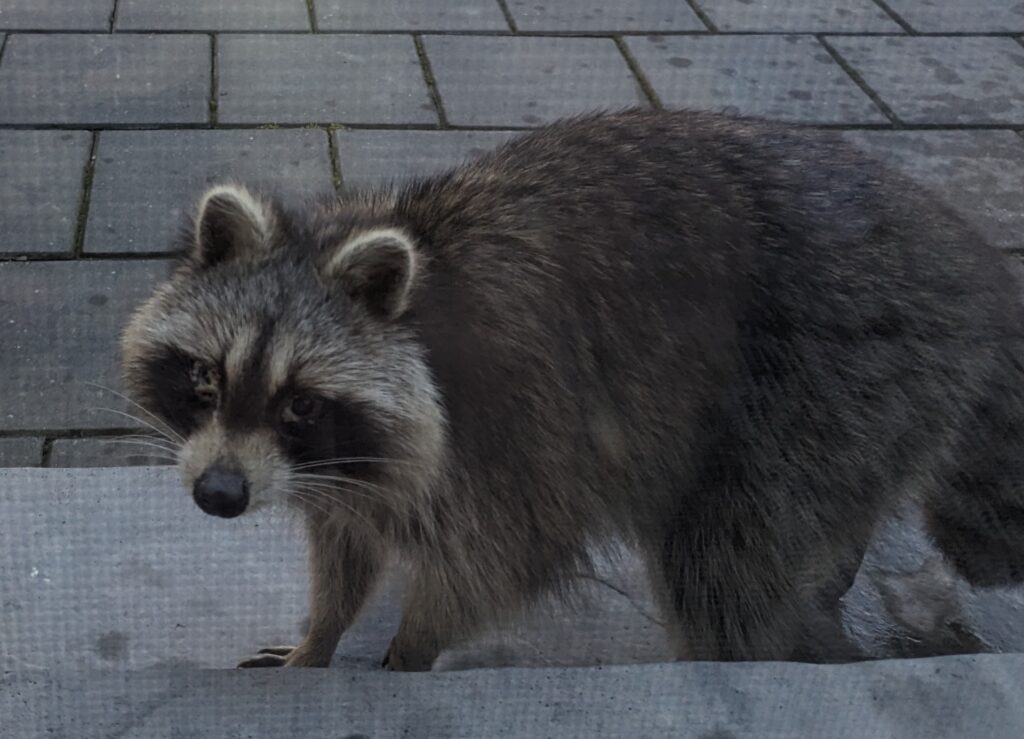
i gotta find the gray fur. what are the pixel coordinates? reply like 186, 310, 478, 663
121, 109, 1024, 669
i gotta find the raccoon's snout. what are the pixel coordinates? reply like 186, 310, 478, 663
193, 466, 250, 519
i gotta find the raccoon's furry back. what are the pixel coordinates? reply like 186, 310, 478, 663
295, 109, 1024, 659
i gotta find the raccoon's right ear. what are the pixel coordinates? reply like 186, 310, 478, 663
191, 183, 274, 267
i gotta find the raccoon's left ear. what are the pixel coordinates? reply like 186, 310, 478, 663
192, 183, 275, 267
323, 227, 417, 320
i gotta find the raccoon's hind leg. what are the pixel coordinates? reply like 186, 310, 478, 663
924, 366, 1024, 588
646, 485, 871, 663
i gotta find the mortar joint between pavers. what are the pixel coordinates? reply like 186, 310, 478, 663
817, 35, 902, 127
683, 0, 718, 32
209, 34, 219, 127
71, 132, 101, 259
0, 33, 9, 68
306, 0, 319, 33
3, 121, 1020, 139
0, 426, 142, 440
8, 29, 1024, 40
0, 251, 177, 263
109, 0, 121, 33
613, 36, 664, 111
495, 0, 519, 33
870, 0, 916, 34
413, 35, 449, 129
326, 130, 344, 193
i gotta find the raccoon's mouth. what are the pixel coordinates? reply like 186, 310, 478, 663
192, 465, 249, 518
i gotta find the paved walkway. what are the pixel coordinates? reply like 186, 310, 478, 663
1, 1, 1023, 467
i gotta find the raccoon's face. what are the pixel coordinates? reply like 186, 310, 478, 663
120, 183, 445, 524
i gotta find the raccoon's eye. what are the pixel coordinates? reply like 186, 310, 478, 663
189, 360, 220, 404
282, 394, 324, 425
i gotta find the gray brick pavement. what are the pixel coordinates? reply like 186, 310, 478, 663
336, 129, 518, 189
424, 35, 648, 126
217, 34, 435, 125
316, 0, 508, 32
883, 0, 1024, 32
506, 0, 705, 32
0, 34, 209, 125
85, 129, 334, 254
0, 437, 43, 468
626, 34, 887, 123
693, 0, 901, 32
0, 260, 171, 432
829, 37, 1024, 124
0, 3, 1021, 464
0, 130, 91, 255
116, 0, 311, 31
0, 0, 112, 31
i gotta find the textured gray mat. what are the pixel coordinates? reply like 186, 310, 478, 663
3, 656, 1024, 738
1, 467, 1023, 737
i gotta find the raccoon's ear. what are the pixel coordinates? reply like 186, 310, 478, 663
192, 183, 274, 267
323, 227, 417, 319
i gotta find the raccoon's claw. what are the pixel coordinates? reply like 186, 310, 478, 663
237, 652, 289, 668
237, 643, 334, 668
258, 645, 297, 656
237, 645, 298, 668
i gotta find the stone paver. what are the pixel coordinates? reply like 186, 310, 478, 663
693, 0, 901, 32
48, 437, 174, 467
0, 131, 91, 255
844, 131, 1024, 251
336, 129, 518, 189
116, 0, 310, 31
0, 0, 112, 30
0, 438, 42, 467
626, 35, 887, 124
884, 0, 1024, 32
829, 37, 1024, 125
0, 260, 171, 432
0, 34, 209, 125
316, 0, 508, 31
217, 35, 436, 125
85, 130, 334, 254
506, 0, 705, 32
424, 36, 647, 127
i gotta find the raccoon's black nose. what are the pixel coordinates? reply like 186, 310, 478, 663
193, 467, 249, 518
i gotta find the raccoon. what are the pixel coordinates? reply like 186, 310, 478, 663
121, 108, 1024, 670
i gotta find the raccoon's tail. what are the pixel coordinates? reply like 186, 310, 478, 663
920, 379, 1024, 588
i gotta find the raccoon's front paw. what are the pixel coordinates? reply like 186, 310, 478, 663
381, 637, 436, 672
237, 644, 330, 668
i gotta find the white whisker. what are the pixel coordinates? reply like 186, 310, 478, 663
86, 406, 182, 447
287, 478, 402, 514
283, 488, 336, 519
100, 437, 180, 455
291, 472, 392, 495
290, 456, 422, 471
287, 487, 378, 531
84, 382, 185, 444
